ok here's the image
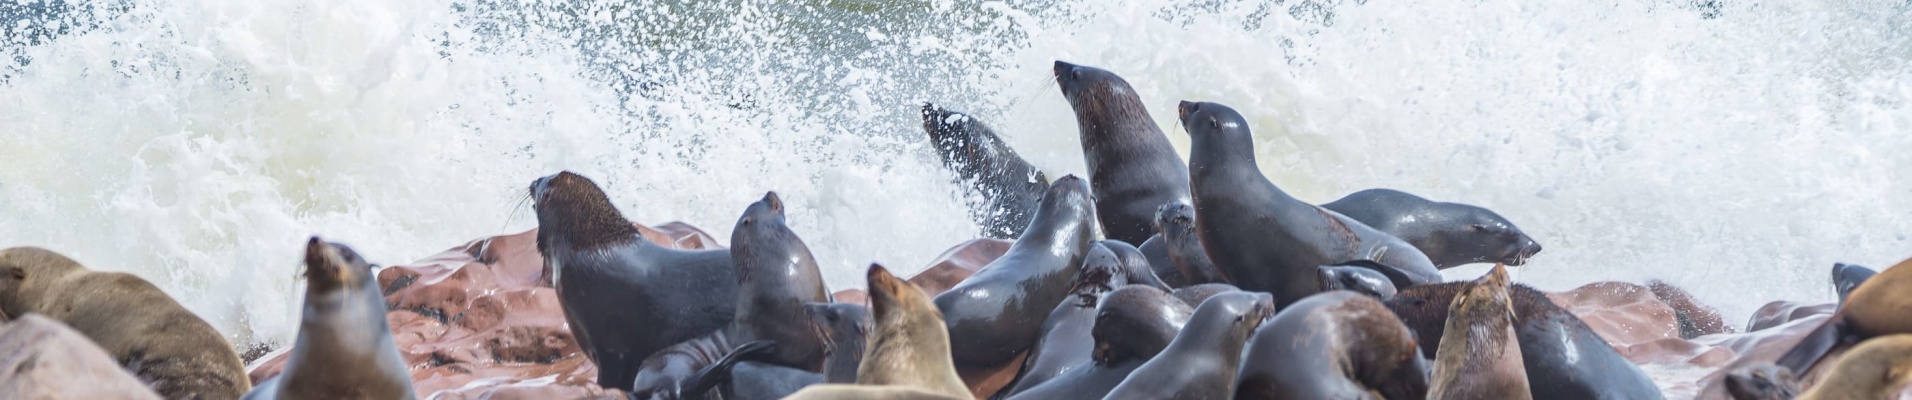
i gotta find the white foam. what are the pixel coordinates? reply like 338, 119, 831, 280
2, 0, 1909, 368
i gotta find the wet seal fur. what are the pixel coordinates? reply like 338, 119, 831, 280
630, 192, 830, 398
1385, 274, 1663, 400
1139, 200, 1225, 287
1001, 285, 1193, 400
1055, 61, 1190, 245
529, 171, 738, 390
669, 303, 871, 400
1773, 257, 1912, 387
1428, 264, 1529, 400
1317, 260, 1410, 300
780, 264, 970, 400
243, 239, 416, 400
1095, 240, 1170, 292
933, 175, 1098, 381
0, 247, 249, 400
1179, 101, 1441, 307
1236, 291, 1429, 400
921, 103, 1051, 239
1830, 262, 1876, 307
1103, 291, 1275, 400
995, 244, 1129, 397
1321, 189, 1542, 269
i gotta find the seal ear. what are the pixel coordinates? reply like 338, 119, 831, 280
1327, 259, 1417, 291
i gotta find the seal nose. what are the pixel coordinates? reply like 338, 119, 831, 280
1178, 101, 1199, 121
763, 191, 783, 213
1054, 60, 1076, 79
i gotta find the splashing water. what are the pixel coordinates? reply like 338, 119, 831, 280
3, 0, 1909, 376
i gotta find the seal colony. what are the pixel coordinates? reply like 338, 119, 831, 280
2, 58, 1908, 400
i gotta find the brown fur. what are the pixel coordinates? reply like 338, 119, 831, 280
1429, 264, 1530, 400
0, 247, 249, 400
1797, 334, 1912, 400
858, 264, 970, 398
530, 171, 644, 253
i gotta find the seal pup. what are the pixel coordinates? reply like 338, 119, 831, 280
1179, 101, 1441, 307
997, 245, 1129, 397
1428, 264, 1530, 400
0, 247, 249, 400
1389, 282, 1664, 400
1321, 188, 1542, 268
1000, 285, 1193, 400
1831, 262, 1876, 307
631, 192, 831, 397
1235, 291, 1429, 400
1138, 200, 1226, 288
1774, 257, 1912, 380
1102, 291, 1275, 400
934, 175, 1098, 372
1054, 61, 1190, 245
921, 103, 1051, 239
779, 264, 971, 400
1096, 240, 1170, 291
242, 238, 416, 400
529, 171, 738, 390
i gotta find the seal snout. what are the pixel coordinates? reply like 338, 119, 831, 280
1177, 101, 1200, 121
762, 191, 783, 213
1053, 60, 1078, 80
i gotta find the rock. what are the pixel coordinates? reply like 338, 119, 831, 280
0, 314, 162, 400
908, 238, 1013, 297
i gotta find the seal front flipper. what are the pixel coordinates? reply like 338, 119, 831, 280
669, 340, 779, 400
1831, 262, 1876, 307
1772, 318, 1850, 376
921, 103, 1050, 239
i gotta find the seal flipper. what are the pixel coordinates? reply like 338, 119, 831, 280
668, 340, 780, 400
1326, 259, 1419, 291
1772, 319, 1849, 376
1831, 262, 1876, 307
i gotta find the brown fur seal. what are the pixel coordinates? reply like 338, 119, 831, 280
1236, 291, 1429, 399
1387, 272, 1663, 400
933, 175, 1097, 373
1179, 101, 1441, 307
995, 244, 1129, 397
1054, 61, 1190, 245
780, 264, 970, 400
1321, 189, 1542, 269
0, 247, 249, 400
1429, 264, 1529, 400
631, 192, 830, 398
0, 313, 164, 399
243, 238, 416, 400
921, 103, 1051, 239
1793, 334, 1912, 399
1774, 257, 1912, 380
1830, 262, 1876, 308
529, 171, 737, 390
1001, 285, 1192, 400
1103, 291, 1274, 400
1139, 200, 1225, 288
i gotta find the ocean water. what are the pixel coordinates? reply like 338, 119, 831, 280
2, 0, 1908, 374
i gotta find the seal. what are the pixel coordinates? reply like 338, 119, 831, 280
1054, 61, 1190, 245
933, 175, 1097, 374
1171, 283, 1240, 307
670, 303, 870, 400
1385, 273, 1664, 400
1791, 334, 1912, 399
1774, 257, 1912, 380
995, 244, 1128, 397
1000, 285, 1194, 400
0, 247, 249, 400
1830, 262, 1876, 307
529, 171, 738, 390
242, 238, 416, 400
1138, 200, 1226, 288
1179, 101, 1442, 307
1316, 261, 1401, 300
921, 103, 1051, 239
1096, 240, 1170, 291
1723, 363, 1799, 400
778, 264, 971, 400
1428, 264, 1530, 400
1321, 188, 1543, 268
1103, 291, 1275, 400
1235, 291, 1429, 400
631, 192, 831, 397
